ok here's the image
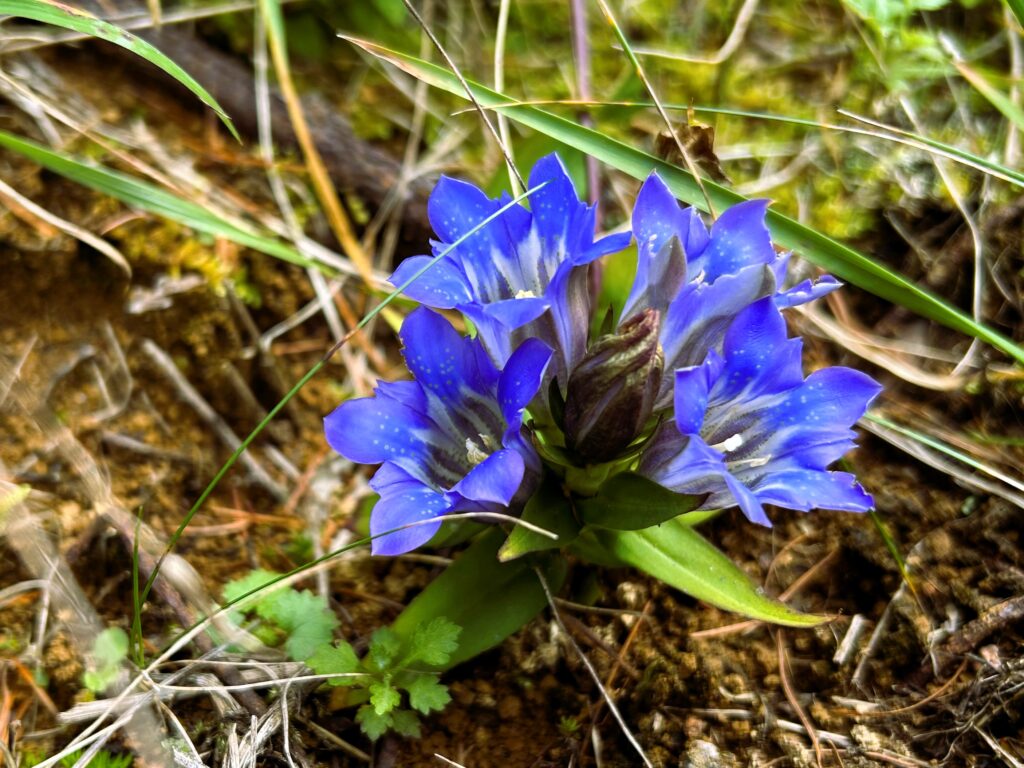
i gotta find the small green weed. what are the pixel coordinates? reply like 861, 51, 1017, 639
307, 618, 460, 740
82, 627, 129, 695
222, 570, 339, 661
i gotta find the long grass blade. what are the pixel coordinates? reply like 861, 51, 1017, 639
0, 0, 238, 140
458, 99, 1024, 188
0, 130, 318, 270
343, 37, 1024, 366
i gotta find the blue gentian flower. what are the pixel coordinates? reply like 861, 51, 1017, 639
389, 155, 631, 384
623, 173, 841, 408
324, 308, 552, 555
638, 297, 881, 526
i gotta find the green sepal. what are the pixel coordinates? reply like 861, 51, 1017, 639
578, 520, 825, 627
391, 528, 567, 670
499, 478, 580, 561
575, 472, 705, 530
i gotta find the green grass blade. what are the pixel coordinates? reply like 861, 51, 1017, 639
1005, 0, 1024, 29
0, 130, 316, 270
343, 37, 1024, 366
955, 60, 1024, 132
0, 0, 238, 140
468, 99, 1024, 188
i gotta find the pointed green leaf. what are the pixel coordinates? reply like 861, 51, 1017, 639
343, 38, 1024, 366
0, 0, 237, 140
499, 479, 579, 561
576, 472, 705, 530
593, 521, 824, 627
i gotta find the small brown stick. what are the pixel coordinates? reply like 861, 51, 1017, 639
776, 630, 823, 768
560, 613, 640, 680
587, 599, 652, 736
941, 595, 1024, 656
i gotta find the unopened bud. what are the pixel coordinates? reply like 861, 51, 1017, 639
563, 309, 662, 463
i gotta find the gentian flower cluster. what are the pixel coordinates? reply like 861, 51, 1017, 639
325, 155, 881, 555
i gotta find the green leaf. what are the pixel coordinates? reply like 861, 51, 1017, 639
261, 590, 339, 661
369, 679, 401, 715
367, 627, 402, 670
409, 617, 461, 666
576, 472, 705, 530
0, 0, 237, 140
222, 569, 281, 606
92, 627, 129, 667
0, 131, 318, 272
1008, 0, 1024, 29
956, 61, 1024, 132
589, 521, 824, 627
306, 641, 362, 686
405, 675, 451, 714
389, 709, 422, 739
499, 478, 579, 561
343, 38, 1024, 366
391, 528, 567, 670
355, 704, 392, 740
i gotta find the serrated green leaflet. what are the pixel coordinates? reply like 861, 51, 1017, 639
0, 130, 317, 270
592, 520, 824, 627
343, 37, 1024, 366
0, 0, 237, 140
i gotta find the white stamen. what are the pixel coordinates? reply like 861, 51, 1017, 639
465, 438, 489, 466
730, 455, 772, 470
715, 434, 745, 453
515, 289, 537, 299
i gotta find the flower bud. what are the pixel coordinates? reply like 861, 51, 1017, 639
563, 309, 663, 464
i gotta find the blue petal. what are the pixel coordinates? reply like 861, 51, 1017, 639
428, 175, 502, 243
673, 354, 722, 435
427, 176, 509, 299
450, 449, 525, 505
696, 199, 776, 282
722, 471, 772, 526
770, 367, 882, 432
400, 308, 499, 399
527, 154, 584, 255
376, 380, 427, 412
482, 296, 551, 329
753, 470, 874, 513
498, 337, 553, 429
623, 174, 690, 320
323, 395, 429, 466
547, 259, 595, 378
581, 230, 633, 264
774, 274, 842, 309
659, 263, 776, 400
389, 255, 472, 308
369, 464, 451, 555
718, 298, 804, 400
